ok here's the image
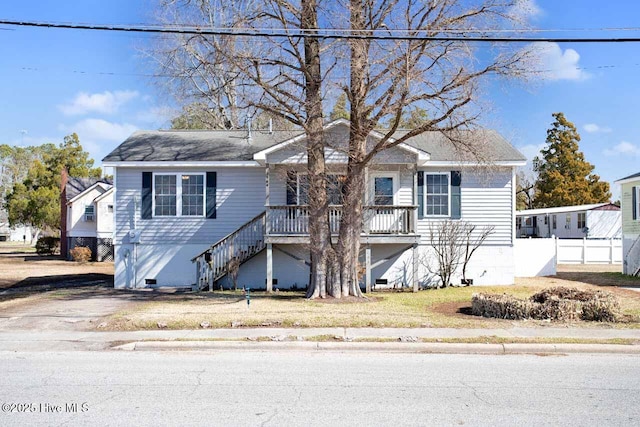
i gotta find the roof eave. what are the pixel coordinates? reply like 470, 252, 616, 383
102, 160, 263, 168
614, 175, 640, 185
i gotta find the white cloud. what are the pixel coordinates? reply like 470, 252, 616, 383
59, 118, 139, 161
517, 143, 545, 164
62, 118, 138, 142
534, 42, 589, 81
58, 90, 139, 116
603, 141, 640, 157
584, 123, 612, 133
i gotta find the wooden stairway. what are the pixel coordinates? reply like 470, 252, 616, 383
192, 212, 266, 291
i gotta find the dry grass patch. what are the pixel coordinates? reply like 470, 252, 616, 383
97, 264, 640, 331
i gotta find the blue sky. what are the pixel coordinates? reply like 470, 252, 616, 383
1, 1, 639, 199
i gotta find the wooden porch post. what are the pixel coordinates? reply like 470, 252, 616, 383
412, 244, 419, 292
413, 165, 418, 233
365, 244, 372, 293
266, 243, 273, 293
265, 165, 271, 235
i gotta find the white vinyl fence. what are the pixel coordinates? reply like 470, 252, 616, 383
515, 237, 622, 277
557, 238, 622, 264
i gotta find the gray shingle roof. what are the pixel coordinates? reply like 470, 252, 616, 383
66, 177, 113, 201
398, 129, 526, 162
103, 126, 525, 163
102, 130, 304, 162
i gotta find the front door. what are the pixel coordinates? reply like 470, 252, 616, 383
369, 172, 398, 233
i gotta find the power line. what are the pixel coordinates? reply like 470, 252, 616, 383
3, 19, 640, 43
15, 61, 640, 80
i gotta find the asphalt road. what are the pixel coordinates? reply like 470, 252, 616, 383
0, 350, 639, 426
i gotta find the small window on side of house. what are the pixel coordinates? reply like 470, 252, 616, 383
552, 215, 557, 230
108, 205, 114, 213
84, 205, 95, 222
565, 213, 571, 229
635, 186, 640, 221
577, 212, 586, 229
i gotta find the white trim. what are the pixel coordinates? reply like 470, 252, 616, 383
103, 161, 260, 168
93, 187, 114, 203
152, 172, 206, 218
614, 175, 640, 185
423, 171, 451, 218
369, 171, 400, 205
67, 182, 111, 205
252, 119, 430, 164
426, 160, 526, 167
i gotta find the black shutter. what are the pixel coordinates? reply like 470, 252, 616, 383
633, 186, 638, 220
286, 171, 297, 205
141, 172, 152, 219
206, 172, 217, 219
417, 171, 424, 218
451, 171, 462, 219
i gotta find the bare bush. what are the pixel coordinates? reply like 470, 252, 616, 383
472, 287, 622, 322
70, 246, 92, 263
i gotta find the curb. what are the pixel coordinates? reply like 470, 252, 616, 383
114, 340, 640, 355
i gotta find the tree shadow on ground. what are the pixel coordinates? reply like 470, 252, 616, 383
556, 271, 640, 290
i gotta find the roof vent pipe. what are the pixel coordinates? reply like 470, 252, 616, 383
268, 118, 273, 134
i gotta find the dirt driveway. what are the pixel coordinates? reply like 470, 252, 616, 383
0, 243, 134, 331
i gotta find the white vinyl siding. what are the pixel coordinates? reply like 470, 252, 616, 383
417, 168, 513, 245
114, 167, 266, 245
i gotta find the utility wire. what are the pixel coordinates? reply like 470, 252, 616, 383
3, 19, 640, 42
16, 61, 640, 79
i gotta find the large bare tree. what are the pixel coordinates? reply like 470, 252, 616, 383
330, 0, 535, 297
150, 0, 536, 299
151, 0, 335, 296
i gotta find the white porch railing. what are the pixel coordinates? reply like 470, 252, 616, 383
267, 205, 416, 235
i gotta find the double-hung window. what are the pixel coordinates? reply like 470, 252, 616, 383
577, 212, 586, 229
153, 173, 204, 217
425, 173, 450, 216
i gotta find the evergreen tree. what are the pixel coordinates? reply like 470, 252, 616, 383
329, 93, 349, 121
5, 134, 101, 236
533, 112, 610, 208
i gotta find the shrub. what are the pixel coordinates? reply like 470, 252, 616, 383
472, 286, 621, 322
70, 246, 92, 263
35, 236, 60, 255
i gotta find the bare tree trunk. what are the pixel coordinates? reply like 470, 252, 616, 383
302, 0, 331, 299
332, 0, 369, 298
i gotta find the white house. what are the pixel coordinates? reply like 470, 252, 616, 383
0, 210, 32, 243
615, 172, 640, 276
516, 203, 621, 239
61, 177, 114, 261
103, 120, 526, 290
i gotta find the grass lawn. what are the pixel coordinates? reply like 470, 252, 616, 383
102, 271, 640, 331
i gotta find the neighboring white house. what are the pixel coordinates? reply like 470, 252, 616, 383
0, 210, 32, 242
516, 203, 621, 239
615, 172, 640, 276
102, 119, 526, 290
62, 177, 114, 261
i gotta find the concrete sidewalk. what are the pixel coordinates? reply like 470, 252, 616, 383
1, 327, 639, 354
